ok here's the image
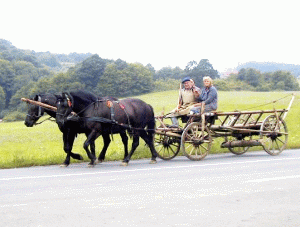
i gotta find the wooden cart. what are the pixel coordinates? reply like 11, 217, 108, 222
154, 95, 294, 161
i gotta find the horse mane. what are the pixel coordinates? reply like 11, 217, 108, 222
63, 91, 98, 113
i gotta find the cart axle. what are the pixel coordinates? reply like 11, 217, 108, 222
221, 140, 262, 148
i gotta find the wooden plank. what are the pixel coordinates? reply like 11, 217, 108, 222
212, 109, 287, 116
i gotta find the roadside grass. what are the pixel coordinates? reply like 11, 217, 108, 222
1, 91, 299, 168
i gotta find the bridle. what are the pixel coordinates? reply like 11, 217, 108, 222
26, 95, 43, 123
55, 94, 75, 127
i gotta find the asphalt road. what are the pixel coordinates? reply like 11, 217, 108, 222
1, 149, 300, 227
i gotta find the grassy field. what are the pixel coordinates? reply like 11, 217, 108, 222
1, 90, 300, 169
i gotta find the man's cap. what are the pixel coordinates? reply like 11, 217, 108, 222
182, 77, 191, 83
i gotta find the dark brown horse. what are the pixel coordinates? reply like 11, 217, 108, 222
55, 92, 158, 166
24, 91, 128, 167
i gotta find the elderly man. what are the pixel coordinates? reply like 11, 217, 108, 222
166, 77, 201, 127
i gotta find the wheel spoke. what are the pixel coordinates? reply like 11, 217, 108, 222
169, 146, 176, 155
276, 137, 285, 144
200, 144, 209, 152
275, 140, 281, 151
189, 146, 195, 156
267, 138, 272, 150
157, 145, 164, 152
186, 143, 193, 150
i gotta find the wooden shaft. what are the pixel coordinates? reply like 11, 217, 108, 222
21, 98, 77, 115
21, 98, 57, 112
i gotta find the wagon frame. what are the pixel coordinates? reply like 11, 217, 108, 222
154, 94, 294, 161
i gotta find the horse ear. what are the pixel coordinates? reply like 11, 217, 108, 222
63, 93, 72, 107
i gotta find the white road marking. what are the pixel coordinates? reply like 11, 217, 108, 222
0, 203, 28, 208
246, 174, 300, 183
1, 156, 300, 181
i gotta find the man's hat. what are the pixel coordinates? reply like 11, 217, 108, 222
182, 77, 191, 83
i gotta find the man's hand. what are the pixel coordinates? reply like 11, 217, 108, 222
175, 104, 181, 112
194, 89, 200, 96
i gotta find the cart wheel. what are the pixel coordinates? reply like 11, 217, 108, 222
181, 122, 212, 161
260, 115, 288, 155
154, 133, 181, 160
225, 136, 249, 155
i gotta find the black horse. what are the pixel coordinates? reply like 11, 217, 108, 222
56, 92, 158, 166
24, 91, 128, 167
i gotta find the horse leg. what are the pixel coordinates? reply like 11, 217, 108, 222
85, 132, 96, 161
83, 130, 101, 167
120, 131, 129, 161
61, 131, 83, 167
139, 131, 158, 164
122, 135, 139, 166
97, 134, 110, 163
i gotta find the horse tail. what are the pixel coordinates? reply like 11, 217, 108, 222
146, 104, 156, 139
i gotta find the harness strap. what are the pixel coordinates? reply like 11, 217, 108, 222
38, 95, 42, 117
115, 101, 132, 131
106, 100, 115, 140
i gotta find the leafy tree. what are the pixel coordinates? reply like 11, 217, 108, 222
154, 66, 184, 81
115, 59, 128, 70
269, 70, 299, 91
40, 55, 61, 68
0, 86, 5, 111
237, 68, 246, 81
154, 78, 180, 91
97, 63, 154, 97
185, 60, 198, 71
154, 67, 174, 80
221, 73, 255, 91
146, 63, 155, 75
71, 54, 107, 91
0, 59, 15, 108
184, 59, 219, 87
244, 68, 261, 87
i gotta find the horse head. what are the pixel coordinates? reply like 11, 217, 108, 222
24, 94, 45, 127
55, 92, 74, 130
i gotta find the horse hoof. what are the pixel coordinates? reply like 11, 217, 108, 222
121, 162, 128, 166
87, 163, 95, 168
60, 164, 69, 168
150, 160, 157, 164
96, 159, 103, 164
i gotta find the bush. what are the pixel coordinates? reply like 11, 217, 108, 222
154, 78, 180, 91
2, 111, 26, 122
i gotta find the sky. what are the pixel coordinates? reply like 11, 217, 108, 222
1, 0, 299, 72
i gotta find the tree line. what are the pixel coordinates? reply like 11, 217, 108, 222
215, 68, 299, 91
0, 39, 299, 121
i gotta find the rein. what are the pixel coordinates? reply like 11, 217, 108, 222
34, 116, 55, 125
65, 99, 153, 132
